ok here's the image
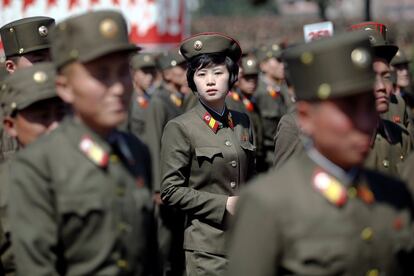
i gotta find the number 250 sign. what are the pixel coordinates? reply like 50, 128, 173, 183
304, 22, 334, 43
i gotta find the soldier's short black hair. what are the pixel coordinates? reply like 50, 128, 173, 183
186, 53, 239, 93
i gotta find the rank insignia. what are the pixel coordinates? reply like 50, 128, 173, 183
227, 112, 234, 129
357, 184, 375, 204
392, 115, 401, 124
137, 96, 149, 108
203, 112, 219, 133
268, 86, 280, 99
79, 136, 109, 167
229, 91, 240, 101
313, 171, 347, 207
242, 98, 254, 112
170, 93, 182, 107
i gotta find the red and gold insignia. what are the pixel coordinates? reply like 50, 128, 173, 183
79, 136, 109, 167
357, 184, 375, 204
313, 170, 347, 207
170, 93, 182, 107
229, 91, 240, 101
392, 115, 401, 124
242, 98, 254, 112
203, 112, 219, 133
268, 86, 280, 99
137, 96, 149, 108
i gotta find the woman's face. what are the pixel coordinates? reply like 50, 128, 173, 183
194, 63, 230, 104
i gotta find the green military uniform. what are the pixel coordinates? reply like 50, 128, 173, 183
226, 56, 265, 172
140, 50, 186, 276
0, 16, 55, 164
227, 31, 414, 276
255, 44, 290, 170
126, 53, 157, 139
161, 33, 255, 276
273, 111, 304, 168
8, 11, 157, 276
0, 62, 60, 275
401, 151, 414, 194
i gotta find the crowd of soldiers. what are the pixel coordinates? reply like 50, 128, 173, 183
0, 8, 413, 276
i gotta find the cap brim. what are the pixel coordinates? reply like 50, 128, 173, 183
17, 88, 58, 111
373, 45, 398, 63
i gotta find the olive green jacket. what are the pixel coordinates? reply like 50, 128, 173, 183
141, 85, 183, 192
365, 118, 412, 178
8, 117, 157, 276
227, 151, 414, 276
160, 102, 255, 256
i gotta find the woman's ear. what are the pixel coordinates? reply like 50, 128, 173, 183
3, 116, 18, 138
55, 74, 74, 104
296, 101, 316, 136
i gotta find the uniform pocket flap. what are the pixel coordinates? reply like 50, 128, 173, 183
195, 147, 223, 160
58, 194, 105, 217
240, 141, 256, 151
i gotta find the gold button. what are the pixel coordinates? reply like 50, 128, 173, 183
348, 187, 357, 198
366, 269, 379, 276
225, 141, 232, 147
382, 160, 389, 168
400, 155, 404, 161
361, 227, 373, 241
231, 160, 237, 167
110, 154, 119, 163
230, 182, 236, 188
117, 259, 128, 269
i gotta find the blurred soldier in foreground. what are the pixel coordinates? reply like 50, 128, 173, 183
8, 10, 157, 275
227, 31, 414, 276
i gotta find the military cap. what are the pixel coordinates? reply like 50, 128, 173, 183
179, 32, 242, 62
283, 31, 375, 101
157, 49, 185, 70
1, 62, 57, 116
50, 10, 140, 69
350, 22, 398, 63
130, 53, 157, 70
0, 16, 55, 58
256, 43, 282, 62
241, 56, 259, 75
391, 49, 411, 66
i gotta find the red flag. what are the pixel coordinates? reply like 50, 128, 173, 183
69, 0, 79, 10
47, 0, 57, 8
3, 0, 11, 8
23, 0, 35, 11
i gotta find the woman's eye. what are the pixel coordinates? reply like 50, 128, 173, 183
214, 71, 223, 75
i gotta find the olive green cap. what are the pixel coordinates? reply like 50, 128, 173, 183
50, 10, 140, 69
179, 32, 242, 62
130, 53, 157, 70
1, 62, 57, 116
283, 31, 375, 101
349, 22, 398, 63
0, 16, 55, 58
256, 43, 282, 62
157, 49, 185, 70
241, 56, 259, 75
391, 49, 411, 66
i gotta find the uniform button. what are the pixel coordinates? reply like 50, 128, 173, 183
361, 227, 373, 241
347, 187, 357, 198
400, 155, 404, 161
230, 182, 236, 188
225, 140, 232, 147
366, 269, 379, 276
382, 159, 389, 168
110, 154, 119, 163
117, 259, 128, 270
231, 160, 237, 167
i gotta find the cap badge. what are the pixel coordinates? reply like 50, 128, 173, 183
194, 40, 203, 51
301, 52, 314, 65
317, 83, 331, 99
246, 59, 255, 66
271, 44, 280, 51
351, 48, 371, 68
38, 25, 48, 37
171, 60, 177, 67
143, 55, 151, 62
100, 18, 118, 39
33, 71, 48, 83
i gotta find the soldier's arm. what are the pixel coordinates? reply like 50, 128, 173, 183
160, 120, 228, 225
8, 152, 59, 275
226, 186, 281, 276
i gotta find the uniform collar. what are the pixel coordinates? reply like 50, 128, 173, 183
195, 102, 234, 134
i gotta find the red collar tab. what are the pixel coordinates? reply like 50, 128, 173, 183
79, 136, 109, 168
313, 170, 347, 207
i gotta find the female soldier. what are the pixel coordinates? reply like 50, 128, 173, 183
160, 33, 256, 275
